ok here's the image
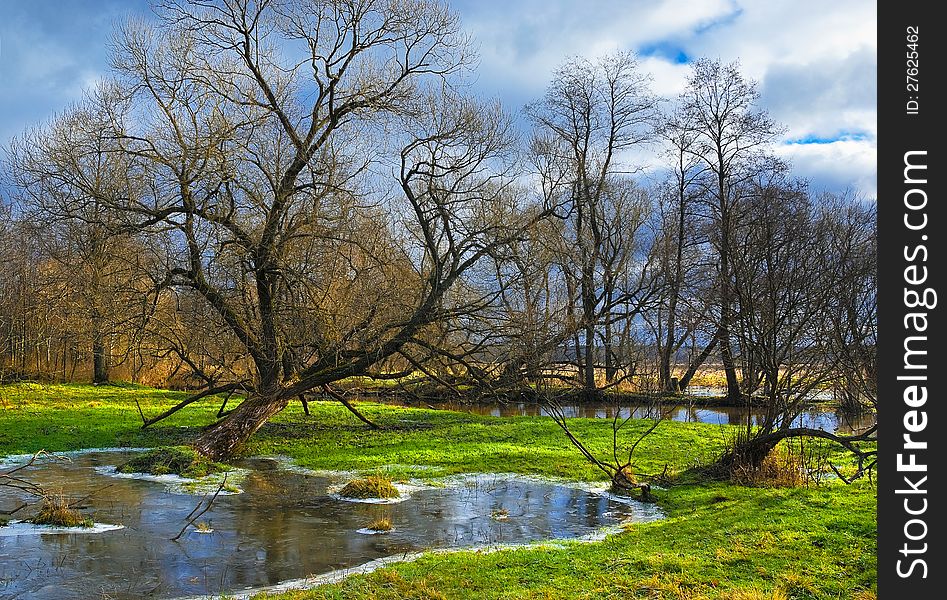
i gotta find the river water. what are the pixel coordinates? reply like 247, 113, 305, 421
378, 388, 875, 434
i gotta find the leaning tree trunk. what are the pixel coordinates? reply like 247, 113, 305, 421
710, 425, 878, 479
193, 395, 288, 460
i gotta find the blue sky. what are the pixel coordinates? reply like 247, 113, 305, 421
0, 0, 877, 197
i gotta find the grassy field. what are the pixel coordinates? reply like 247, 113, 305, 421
0, 382, 876, 599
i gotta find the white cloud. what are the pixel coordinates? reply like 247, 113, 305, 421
0, 1, 877, 197
456, 0, 876, 197
462, 0, 738, 100
776, 139, 877, 199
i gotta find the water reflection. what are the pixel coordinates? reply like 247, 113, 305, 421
378, 392, 875, 433
0, 454, 659, 599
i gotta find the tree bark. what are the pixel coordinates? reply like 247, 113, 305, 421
717, 213, 741, 403
193, 395, 288, 460
92, 334, 109, 384
678, 327, 719, 390
582, 322, 598, 399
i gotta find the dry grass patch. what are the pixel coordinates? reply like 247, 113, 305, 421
31, 495, 92, 528
366, 517, 393, 532
732, 450, 803, 487
339, 476, 400, 499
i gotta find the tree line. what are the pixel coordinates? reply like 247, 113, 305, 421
0, 0, 875, 459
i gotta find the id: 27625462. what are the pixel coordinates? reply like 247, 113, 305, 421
906, 26, 919, 115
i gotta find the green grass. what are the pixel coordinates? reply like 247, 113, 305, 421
117, 445, 230, 478
0, 382, 876, 599
0, 382, 219, 453
255, 481, 875, 600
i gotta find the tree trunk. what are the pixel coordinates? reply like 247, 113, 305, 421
718, 227, 741, 403
92, 335, 109, 384
583, 322, 598, 399
193, 395, 288, 460
604, 320, 617, 383
661, 184, 688, 393
719, 326, 741, 402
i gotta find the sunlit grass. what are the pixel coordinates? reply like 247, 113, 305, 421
1, 382, 876, 599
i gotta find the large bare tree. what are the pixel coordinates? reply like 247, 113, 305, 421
11, 0, 543, 459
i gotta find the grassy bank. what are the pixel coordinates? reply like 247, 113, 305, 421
0, 383, 876, 598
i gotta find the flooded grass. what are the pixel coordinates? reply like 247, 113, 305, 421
0, 453, 653, 598
194, 521, 213, 533
0, 383, 876, 599
117, 445, 228, 478
339, 476, 401, 499
364, 517, 393, 532
31, 495, 92, 528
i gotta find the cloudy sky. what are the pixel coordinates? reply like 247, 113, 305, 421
0, 0, 876, 197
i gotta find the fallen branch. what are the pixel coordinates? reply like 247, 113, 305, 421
0, 501, 28, 516
321, 385, 381, 430
141, 382, 248, 428
0, 450, 61, 498
67, 484, 115, 509
170, 474, 227, 542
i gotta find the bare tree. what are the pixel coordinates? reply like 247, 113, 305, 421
24, 0, 550, 459
7, 102, 154, 384
526, 52, 660, 398
650, 106, 719, 393
712, 181, 876, 478
678, 59, 783, 403
821, 194, 877, 415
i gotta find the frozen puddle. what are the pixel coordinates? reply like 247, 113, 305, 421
1, 451, 662, 599
93, 464, 247, 495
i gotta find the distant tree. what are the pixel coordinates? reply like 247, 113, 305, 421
7, 102, 151, 384
821, 194, 877, 415
526, 52, 661, 398
677, 59, 783, 403
713, 182, 876, 478
650, 106, 718, 393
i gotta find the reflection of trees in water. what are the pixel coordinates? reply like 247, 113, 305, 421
388, 399, 870, 433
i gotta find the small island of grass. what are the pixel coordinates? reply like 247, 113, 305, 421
338, 476, 400, 499
364, 517, 393, 532
118, 446, 229, 479
31, 496, 93, 528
